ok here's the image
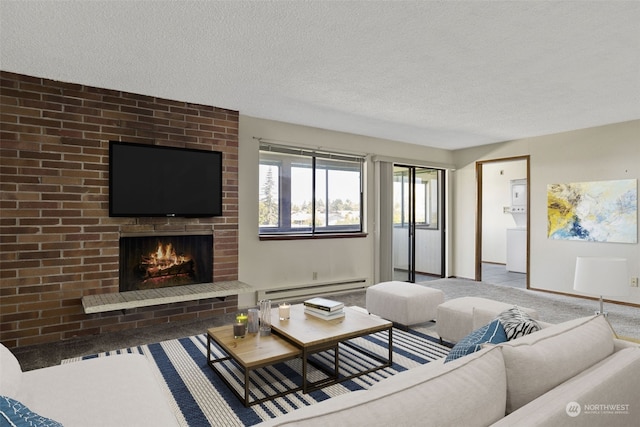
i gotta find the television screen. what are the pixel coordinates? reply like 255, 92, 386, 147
109, 142, 223, 217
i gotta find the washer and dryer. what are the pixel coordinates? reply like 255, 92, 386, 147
506, 179, 527, 273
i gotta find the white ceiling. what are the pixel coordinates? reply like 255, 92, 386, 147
1, 1, 639, 150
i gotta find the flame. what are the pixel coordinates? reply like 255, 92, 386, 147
155, 243, 177, 265
142, 242, 190, 273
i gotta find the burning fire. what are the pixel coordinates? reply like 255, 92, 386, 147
141, 242, 192, 277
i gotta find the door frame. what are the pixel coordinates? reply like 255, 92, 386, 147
475, 156, 530, 286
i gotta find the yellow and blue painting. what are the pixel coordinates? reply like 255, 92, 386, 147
547, 179, 637, 243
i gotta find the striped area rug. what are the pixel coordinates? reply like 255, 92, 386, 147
63, 327, 450, 426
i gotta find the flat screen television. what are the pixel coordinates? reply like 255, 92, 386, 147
109, 141, 223, 217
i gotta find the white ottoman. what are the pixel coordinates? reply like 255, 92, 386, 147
366, 281, 444, 329
436, 296, 538, 344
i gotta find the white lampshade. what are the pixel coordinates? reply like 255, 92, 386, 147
573, 256, 629, 297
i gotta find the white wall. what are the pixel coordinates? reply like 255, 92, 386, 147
482, 160, 527, 264
238, 117, 639, 306
453, 120, 640, 305
238, 115, 453, 307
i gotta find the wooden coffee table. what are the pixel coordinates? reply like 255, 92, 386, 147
206, 325, 302, 406
270, 304, 393, 393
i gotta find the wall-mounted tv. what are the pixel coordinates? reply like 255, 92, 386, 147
109, 142, 223, 217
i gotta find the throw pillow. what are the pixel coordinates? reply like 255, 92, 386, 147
445, 319, 507, 363
497, 306, 541, 340
0, 396, 63, 427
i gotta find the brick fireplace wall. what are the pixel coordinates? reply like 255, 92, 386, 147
0, 71, 240, 348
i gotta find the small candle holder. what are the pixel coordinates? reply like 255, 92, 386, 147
234, 312, 248, 339
278, 302, 291, 320
233, 322, 246, 339
236, 312, 248, 326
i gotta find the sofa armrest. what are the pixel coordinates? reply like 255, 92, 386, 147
492, 347, 640, 427
0, 343, 23, 398
614, 338, 640, 352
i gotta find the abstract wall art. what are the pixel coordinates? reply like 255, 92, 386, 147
547, 179, 637, 243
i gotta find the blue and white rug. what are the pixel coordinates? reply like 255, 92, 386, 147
63, 327, 449, 426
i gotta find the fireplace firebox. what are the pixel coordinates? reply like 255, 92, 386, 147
119, 234, 213, 292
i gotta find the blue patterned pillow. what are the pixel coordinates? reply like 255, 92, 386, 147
0, 396, 63, 427
445, 319, 507, 363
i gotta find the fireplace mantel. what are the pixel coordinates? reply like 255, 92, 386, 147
81, 280, 252, 314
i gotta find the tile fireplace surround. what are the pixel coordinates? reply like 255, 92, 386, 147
0, 71, 240, 348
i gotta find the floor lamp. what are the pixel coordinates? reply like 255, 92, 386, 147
573, 256, 629, 317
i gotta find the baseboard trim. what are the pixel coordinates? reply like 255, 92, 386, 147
256, 278, 368, 302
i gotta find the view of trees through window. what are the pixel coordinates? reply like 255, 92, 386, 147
259, 147, 363, 234
259, 165, 279, 227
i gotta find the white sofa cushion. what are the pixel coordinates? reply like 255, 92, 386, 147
17, 354, 179, 427
0, 343, 22, 398
493, 346, 640, 427
257, 345, 507, 427
500, 315, 615, 414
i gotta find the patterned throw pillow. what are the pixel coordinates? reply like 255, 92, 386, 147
0, 396, 63, 427
497, 306, 541, 340
445, 319, 508, 363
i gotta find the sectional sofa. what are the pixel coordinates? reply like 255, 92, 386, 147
258, 314, 640, 427
2, 315, 638, 426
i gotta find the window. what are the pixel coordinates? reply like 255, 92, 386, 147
393, 167, 439, 229
259, 143, 364, 236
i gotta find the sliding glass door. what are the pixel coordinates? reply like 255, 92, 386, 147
393, 166, 444, 282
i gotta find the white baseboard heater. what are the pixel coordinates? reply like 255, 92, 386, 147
256, 278, 368, 302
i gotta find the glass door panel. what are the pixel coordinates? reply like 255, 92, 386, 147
393, 166, 443, 282
393, 166, 413, 281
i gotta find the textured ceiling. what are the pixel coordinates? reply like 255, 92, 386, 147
1, 1, 639, 150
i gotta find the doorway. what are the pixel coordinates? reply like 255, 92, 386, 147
392, 165, 445, 282
475, 156, 530, 288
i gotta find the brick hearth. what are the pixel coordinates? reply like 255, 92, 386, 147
0, 71, 240, 348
